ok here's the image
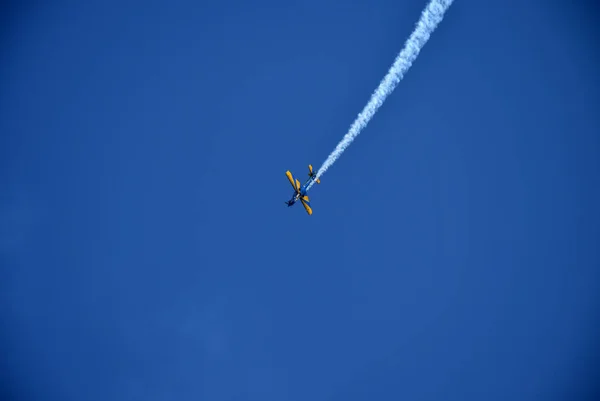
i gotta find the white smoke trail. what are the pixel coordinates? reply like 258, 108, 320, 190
307, 0, 454, 191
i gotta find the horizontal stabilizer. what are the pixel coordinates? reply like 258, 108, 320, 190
308, 164, 320, 184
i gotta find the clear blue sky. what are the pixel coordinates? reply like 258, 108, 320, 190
1, 1, 599, 400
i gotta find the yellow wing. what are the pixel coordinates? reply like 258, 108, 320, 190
285, 171, 299, 192
300, 198, 313, 215
296, 179, 301, 190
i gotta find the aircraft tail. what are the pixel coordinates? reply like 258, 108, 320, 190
308, 164, 321, 184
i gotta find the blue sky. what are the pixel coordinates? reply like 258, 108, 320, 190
1, 1, 599, 400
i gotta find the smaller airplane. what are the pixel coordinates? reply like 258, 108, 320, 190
285, 164, 320, 215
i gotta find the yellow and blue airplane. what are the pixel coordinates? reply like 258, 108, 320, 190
285, 164, 320, 215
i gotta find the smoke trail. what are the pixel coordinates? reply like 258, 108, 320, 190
307, 0, 454, 191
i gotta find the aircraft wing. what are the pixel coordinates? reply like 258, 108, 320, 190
285, 171, 299, 192
300, 196, 313, 215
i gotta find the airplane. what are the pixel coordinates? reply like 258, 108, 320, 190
285, 164, 320, 215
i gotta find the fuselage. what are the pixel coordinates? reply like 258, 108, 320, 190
287, 179, 311, 206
